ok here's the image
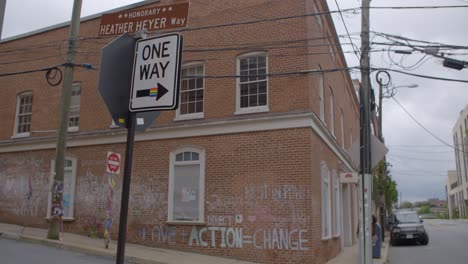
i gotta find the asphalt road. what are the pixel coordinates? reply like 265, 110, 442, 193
389, 219, 468, 264
0, 238, 120, 264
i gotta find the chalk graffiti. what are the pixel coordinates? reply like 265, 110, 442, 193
104, 172, 116, 248
140, 225, 176, 244
139, 224, 309, 251
188, 226, 309, 251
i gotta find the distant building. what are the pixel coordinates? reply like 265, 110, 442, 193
447, 104, 468, 219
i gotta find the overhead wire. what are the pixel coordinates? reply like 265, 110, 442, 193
390, 96, 467, 154
333, 0, 361, 61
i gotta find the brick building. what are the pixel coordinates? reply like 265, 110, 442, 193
0, 0, 360, 263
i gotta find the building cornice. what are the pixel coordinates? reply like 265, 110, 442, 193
0, 111, 357, 171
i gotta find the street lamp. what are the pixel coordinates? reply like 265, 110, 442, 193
383, 84, 419, 98
378, 83, 419, 139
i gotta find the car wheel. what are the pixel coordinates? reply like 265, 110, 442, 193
391, 239, 397, 246
421, 234, 429, 245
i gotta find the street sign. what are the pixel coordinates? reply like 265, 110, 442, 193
129, 34, 183, 112
107, 152, 121, 174
98, 33, 160, 131
340, 172, 358, 183
98, 2, 189, 36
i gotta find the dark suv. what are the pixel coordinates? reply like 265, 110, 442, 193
390, 211, 429, 246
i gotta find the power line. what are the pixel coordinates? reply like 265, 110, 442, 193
372, 67, 468, 83
389, 154, 454, 162
391, 148, 455, 154
0, 65, 354, 79
0, 63, 96, 77
368, 5, 468, 9
334, 0, 361, 60
372, 31, 468, 50
391, 96, 464, 153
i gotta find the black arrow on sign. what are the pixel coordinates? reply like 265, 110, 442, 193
135, 83, 169, 101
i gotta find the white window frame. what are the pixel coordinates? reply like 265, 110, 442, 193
319, 73, 325, 123
175, 62, 205, 121
235, 51, 269, 115
68, 83, 81, 132
47, 157, 77, 220
321, 161, 332, 240
313, 2, 323, 29
12, 92, 33, 138
332, 170, 341, 237
329, 87, 335, 136
340, 109, 345, 148
168, 147, 205, 224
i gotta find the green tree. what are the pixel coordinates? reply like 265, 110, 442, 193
372, 161, 398, 212
402, 201, 414, 209
417, 205, 432, 214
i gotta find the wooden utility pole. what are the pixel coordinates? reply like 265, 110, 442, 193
0, 0, 6, 39
360, 0, 372, 263
47, 0, 82, 240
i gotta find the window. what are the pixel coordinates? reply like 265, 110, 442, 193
329, 87, 335, 136
313, 2, 323, 29
340, 109, 345, 148
168, 148, 205, 223
321, 161, 332, 239
332, 170, 341, 237
236, 52, 268, 114
176, 64, 205, 120
13, 92, 33, 137
319, 72, 325, 123
68, 84, 81, 131
47, 158, 77, 220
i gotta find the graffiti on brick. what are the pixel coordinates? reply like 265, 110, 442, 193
0, 156, 47, 217
188, 226, 309, 251
140, 225, 177, 244
139, 224, 309, 251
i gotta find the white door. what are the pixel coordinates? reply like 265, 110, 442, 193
342, 184, 352, 247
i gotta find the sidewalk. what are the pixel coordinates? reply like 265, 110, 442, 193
325, 234, 390, 264
0, 223, 255, 264
0, 222, 390, 264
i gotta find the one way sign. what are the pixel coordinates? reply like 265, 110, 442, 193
130, 34, 183, 112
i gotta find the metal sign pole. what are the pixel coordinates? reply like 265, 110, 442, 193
115, 111, 136, 264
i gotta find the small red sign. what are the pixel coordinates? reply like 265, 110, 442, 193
107, 152, 121, 174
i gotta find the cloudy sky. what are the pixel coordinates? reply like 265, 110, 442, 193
2, 0, 468, 203
329, 0, 468, 203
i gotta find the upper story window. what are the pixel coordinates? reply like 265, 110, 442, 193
319, 72, 325, 123
321, 161, 332, 240
68, 84, 81, 131
329, 87, 335, 136
176, 63, 205, 120
313, 2, 323, 29
236, 52, 269, 114
340, 109, 345, 148
13, 92, 33, 138
168, 148, 205, 223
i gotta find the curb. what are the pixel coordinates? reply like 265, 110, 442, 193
0, 231, 166, 264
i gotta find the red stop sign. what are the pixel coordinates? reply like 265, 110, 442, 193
107, 152, 121, 174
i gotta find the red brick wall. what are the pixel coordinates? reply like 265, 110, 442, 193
0, 127, 348, 263
0, 0, 358, 143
